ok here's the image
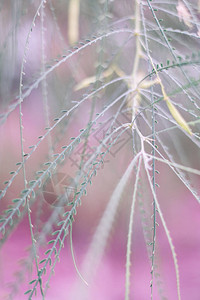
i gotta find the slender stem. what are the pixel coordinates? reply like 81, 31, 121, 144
131, 0, 141, 87
125, 156, 142, 300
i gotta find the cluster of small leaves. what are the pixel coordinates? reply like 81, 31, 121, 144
1, 0, 200, 299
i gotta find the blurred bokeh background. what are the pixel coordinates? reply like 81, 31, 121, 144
0, 0, 200, 299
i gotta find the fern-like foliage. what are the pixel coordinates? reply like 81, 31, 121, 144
0, 0, 200, 299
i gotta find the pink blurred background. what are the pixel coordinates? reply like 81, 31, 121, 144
0, 1, 200, 299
